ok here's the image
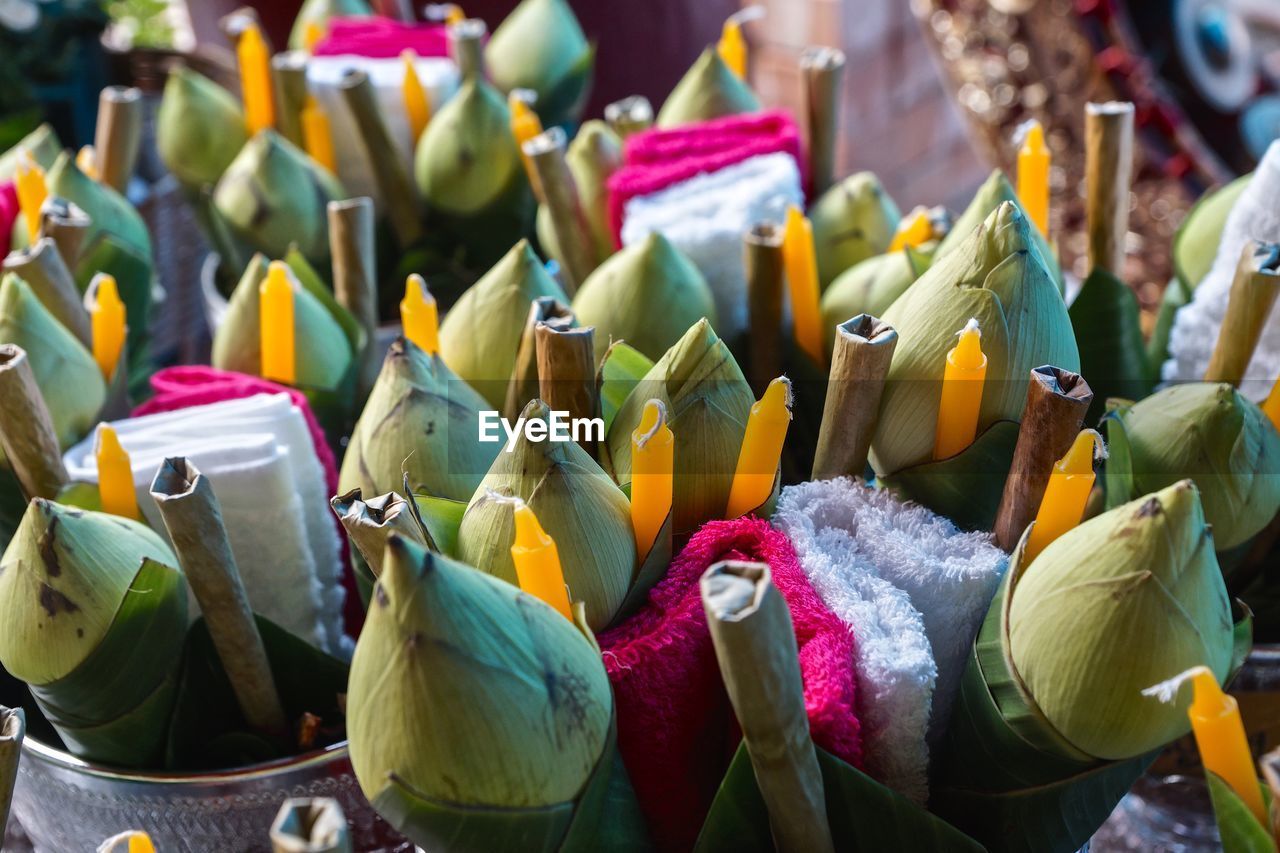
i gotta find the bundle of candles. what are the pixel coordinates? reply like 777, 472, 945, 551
0, 0, 1278, 850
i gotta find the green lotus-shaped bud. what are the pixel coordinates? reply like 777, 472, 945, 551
870, 202, 1078, 476
211, 254, 353, 391
656, 47, 760, 129
288, 0, 372, 50
1008, 480, 1233, 760
349, 536, 611, 820
0, 273, 105, 451
607, 318, 754, 533
821, 246, 933, 352
937, 169, 1062, 288
1114, 383, 1280, 549
213, 131, 346, 267
572, 232, 716, 363
810, 172, 902, 288
458, 399, 635, 630
0, 123, 60, 180
438, 239, 568, 407
486, 0, 595, 127
340, 337, 498, 502
0, 499, 187, 767
157, 67, 249, 191
536, 119, 623, 265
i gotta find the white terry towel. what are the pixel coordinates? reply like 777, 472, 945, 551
1163, 140, 1280, 400
308, 54, 459, 213
619, 151, 804, 338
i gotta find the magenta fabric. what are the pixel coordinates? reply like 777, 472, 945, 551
605, 109, 805, 247
598, 515, 860, 852
312, 16, 451, 58
0, 182, 17, 259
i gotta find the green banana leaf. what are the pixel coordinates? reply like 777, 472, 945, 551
600, 342, 654, 435
285, 246, 367, 356
609, 510, 673, 626
694, 742, 983, 852
1173, 174, 1250, 294
539, 43, 597, 129
1147, 276, 1189, 382
878, 421, 1020, 532
1206, 771, 1276, 853
0, 123, 60, 180
1098, 401, 1135, 510
1068, 269, 1151, 426
412, 494, 467, 559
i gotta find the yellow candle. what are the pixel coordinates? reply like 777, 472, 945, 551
1017, 119, 1051, 236
95, 424, 139, 521
1263, 375, 1280, 432
259, 261, 296, 385
402, 50, 432, 146
303, 21, 325, 53
238, 23, 276, 135
510, 500, 572, 619
300, 96, 336, 173
630, 399, 673, 554
1187, 665, 1267, 825
76, 145, 99, 181
1023, 429, 1100, 563
725, 376, 792, 519
933, 318, 988, 460
400, 273, 439, 355
429, 3, 466, 25
90, 274, 127, 380
14, 152, 47, 243
888, 208, 933, 253
509, 90, 542, 185
718, 18, 747, 79
128, 832, 156, 853
782, 205, 825, 368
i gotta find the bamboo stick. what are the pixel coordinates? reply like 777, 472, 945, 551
745, 222, 786, 393
327, 198, 380, 397
992, 366, 1094, 552
448, 19, 487, 81
2, 237, 92, 347
701, 561, 835, 853
150, 457, 288, 736
271, 51, 310, 149
505, 296, 573, 420
1084, 101, 1135, 277
1204, 241, 1280, 388
270, 798, 352, 853
799, 46, 846, 198
331, 489, 429, 576
604, 95, 653, 138
535, 324, 598, 455
0, 345, 68, 500
524, 127, 597, 292
0, 706, 24, 836
38, 198, 90, 267
93, 87, 144, 193
811, 314, 897, 480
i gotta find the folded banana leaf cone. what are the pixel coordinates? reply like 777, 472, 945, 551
809, 172, 902, 289
347, 535, 650, 853
821, 245, 934, 354
536, 120, 623, 268
930, 480, 1250, 853
156, 66, 249, 193
289, 0, 373, 50
1066, 267, 1152, 424
656, 47, 760, 129
0, 123, 60, 180
486, 0, 596, 128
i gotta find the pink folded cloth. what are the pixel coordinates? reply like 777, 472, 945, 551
605, 110, 805, 246
312, 16, 451, 58
0, 182, 17, 258
598, 515, 860, 852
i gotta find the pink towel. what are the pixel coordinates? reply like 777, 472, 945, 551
605, 110, 805, 246
0, 182, 17, 259
598, 516, 860, 852
312, 16, 451, 58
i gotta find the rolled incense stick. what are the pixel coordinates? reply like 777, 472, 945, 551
505, 296, 573, 420
448, 19, 487, 81
270, 797, 352, 853
327, 198, 379, 396
604, 95, 654, 138
336, 69, 424, 248
524, 127, 597, 292
992, 366, 1093, 552
745, 222, 786, 392
150, 457, 288, 737
1203, 241, 1280, 388
0, 345, 68, 500
701, 561, 835, 853
38, 198, 90, 267
799, 46, 846, 198
811, 314, 898, 481
93, 86, 144, 193
331, 489, 429, 576
0, 706, 24, 835
271, 51, 310, 149
536, 323, 599, 455
2, 237, 92, 346
1084, 101, 1135, 276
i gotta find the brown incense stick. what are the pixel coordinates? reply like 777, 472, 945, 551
1084, 102, 1134, 276
271, 52, 310, 149
2, 237, 92, 347
328, 198, 379, 396
812, 314, 898, 481
93, 87, 144, 193
150, 457, 288, 736
525, 127, 597, 292
745, 222, 786, 393
992, 366, 1094, 552
535, 324, 598, 455
1204, 241, 1280, 388
331, 489, 429, 576
38, 198, 90, 267
505, 296, 573, 420
270, 797, 352, 853
604, 95, 654, 138
701, 561, 835, 853
336, 69, 424, 248
448, 19, 487, 81
0, 345, 68, 500
799, 47, 846, 198
0, 706, 23, 835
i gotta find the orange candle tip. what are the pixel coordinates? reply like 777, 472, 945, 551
400, 273, 439, 356
303, 20, 325, 52
631, 398, 674, 554
725, 376, 792, 519
1263, 375, 1280, 432
1017, 118, 1051, 236
259, 261, 296, 385
238, 23, 276, 135
952, 318, 985, 369
1057, 428, 1102, 476
508, 497, 573, 620
76, 145, 99, 181
300, 96, 336, 173
90, 273, 127, 380
1184, 664, 1268, 825
14, 150, 47, 243
95, 423, 139, 521
402, 50, 432, 145
933, 318, 988, 460
781, 206, 825, 368
888, 208, 933, 253
1024, 428, 1102, 562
